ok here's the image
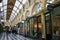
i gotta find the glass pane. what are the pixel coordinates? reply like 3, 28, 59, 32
3, 0, 7, 5
13, 6, 17, 11
15, 13, 17, 16
33, 18, 37, 37
12, 11, 15, 13
52, 6, 60, 35
19, 0, 22, 2
19, 4, 23, 9
30, 18, 33, 36
17, 9, 19, 13
22, 0, 27, 4
4, 10, 7, 12
0, 3, 2, 7
15, 1, 20, 7
3, 6, 7, 9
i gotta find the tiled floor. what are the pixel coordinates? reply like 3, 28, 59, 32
0, 32, 33, 40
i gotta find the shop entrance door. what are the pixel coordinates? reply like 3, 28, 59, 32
44, 13, 52, 40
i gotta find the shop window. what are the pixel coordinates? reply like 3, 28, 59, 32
33, 17, 37, 37
38, 16, 42, 31
52, 6, 60, 35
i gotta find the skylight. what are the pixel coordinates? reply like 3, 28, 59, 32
15, 1, 20, 7
10, 0, 27, 21
12, 10, 15, 13
1, 7, 3, 11
4, 10, 7, 13
13, 6, 18, 11
3, 0, 7, 5
22, 0, 27, 4
16, 9, 19, 13
3, 0, 8, 22
3, 6, 7, 10
19, 4, 23, 9
19, 0, 22, 2
0, 3, 2, 7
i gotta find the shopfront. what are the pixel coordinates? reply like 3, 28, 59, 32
19, 22, 24, 35
44, 2, 60, 40
24, 19, 30, 37
52, 5, 60, 40
29, 17, 37, 38
29, 15, 42, 39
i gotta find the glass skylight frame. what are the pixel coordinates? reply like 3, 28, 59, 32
10, 0, 27, 21
15, 0, 20, 7
3, 0, 8, 22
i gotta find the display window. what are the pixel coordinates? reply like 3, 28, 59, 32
52, 6, 60, 35
33, 17, 37, 37
30, 18, 34, 37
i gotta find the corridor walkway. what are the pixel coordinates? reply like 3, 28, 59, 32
0, 32, 33, 40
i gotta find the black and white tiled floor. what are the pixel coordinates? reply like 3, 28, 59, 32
0, 32, 33, 40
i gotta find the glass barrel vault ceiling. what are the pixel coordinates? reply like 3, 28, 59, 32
0, 0, 27, 22
10, 0, 27, 22
0, 0, 7, 22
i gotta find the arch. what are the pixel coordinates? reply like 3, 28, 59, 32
31, 2, 41, 15
25, 10, 30, 18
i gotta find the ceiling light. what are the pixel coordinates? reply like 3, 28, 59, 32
3, 0, 7, 5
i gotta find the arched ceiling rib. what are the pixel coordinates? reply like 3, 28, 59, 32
6, 0, 16, 20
